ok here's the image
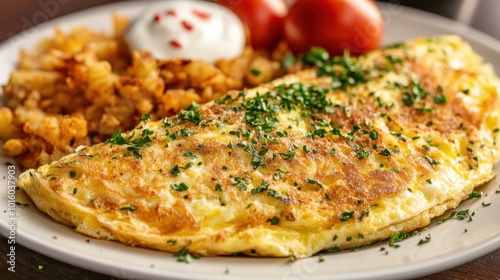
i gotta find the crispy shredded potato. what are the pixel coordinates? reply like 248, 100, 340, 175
1, 15, 291, 170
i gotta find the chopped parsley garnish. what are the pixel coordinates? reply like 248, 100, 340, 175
433, 94, 447, 104
438, 209, 474, 223
106, 131, 128, 145
251, 182, 269, 194
170, 165, 181, 176
301, 48, 370, 90
267, 216, 280, 225
401, 76, 430, 108
180, 103, 203, 125
106, 128, 154, 159
327, 245, 341, 252
368, 130, 379, 140
353, 144, 370, 159
307, 179, 323, 188
279, 150, 296, 160
481, 202, 491, 207
424, 156, 439, 165
468, 191, 482, 199
388, 231, 414, 248
180, 128, 193, 137
69, 171, 76, 178
250, 68, 261, 76
418, 235, 431, 245
379, 149, 392, 156
183, 151, 197, 159
215, 184, 222, 192
140, 114, 152, 122
174, 247, 192, 263
120, 205, 136, 211
340, 211, 355, 221
267, 189, 282, 200
171, 183, 189, 192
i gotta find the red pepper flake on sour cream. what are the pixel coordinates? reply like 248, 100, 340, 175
170, 39, 182, 49
153, 14, 163, 22
192, 9, 211, 20
181, 20, 193, 31
125, 0, 245, 63
166, 9, 177, 16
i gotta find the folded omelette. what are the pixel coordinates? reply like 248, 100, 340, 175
18, 36, 500, 258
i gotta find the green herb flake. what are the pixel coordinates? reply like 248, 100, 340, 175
379, 149, 392, 156
388, 231, 413, 248
180, 103, 203, 125
72, 188, 77, 195
140, 114, 152, 122
267, 216, 280, 225
183, 151, 197, 159
180, 128, 193, 137
69, 170, 76, 178
468, 191, 482, 199
482, 202, 491, 207
215, 184, 223, 192
418, 235, 431, 245
353, 144, 370, 159
328, 245, 341, 253
251, 182, 270, 194
340, 211, 355, 221
120, 205, 136, 211
368, 130, 379, 140
267, 189, 282, 200
307, 179, 323, 188
105, 131, 127, 145
424, 156, 439, 165
174, 247, 192, 263
171, 182, 189, 192
163, 118, 175, 127
433, 94, 447, 104
250, 68, 261, 76
318, 255, 325, 262
167, 239, 177, 244
438, 209, 474, 223
170, 165, 181, 176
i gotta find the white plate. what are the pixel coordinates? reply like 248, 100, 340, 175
1, 2, 500, 279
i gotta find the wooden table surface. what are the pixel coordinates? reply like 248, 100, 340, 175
1, 0, 499, 279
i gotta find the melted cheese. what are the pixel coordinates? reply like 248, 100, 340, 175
18, 36, 500, 258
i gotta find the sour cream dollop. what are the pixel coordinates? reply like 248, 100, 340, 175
124, 0, 246, 63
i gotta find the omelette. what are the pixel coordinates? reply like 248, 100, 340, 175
18, 36, 500, 258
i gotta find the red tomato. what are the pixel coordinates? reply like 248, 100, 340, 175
216, 0, 288, 50
284, 0, 384, 55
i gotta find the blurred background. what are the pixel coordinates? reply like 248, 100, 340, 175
0, 0, 499, 43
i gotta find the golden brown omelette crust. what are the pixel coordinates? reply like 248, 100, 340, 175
18, 36, 500, 258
